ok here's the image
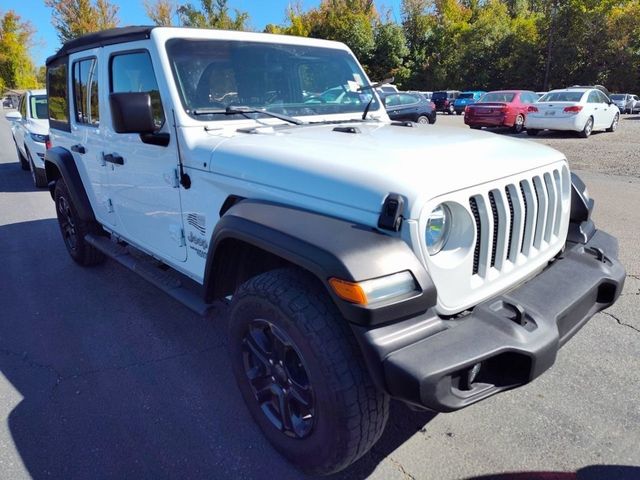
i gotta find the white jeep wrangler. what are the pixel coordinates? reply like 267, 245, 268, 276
45, 27, 625, 475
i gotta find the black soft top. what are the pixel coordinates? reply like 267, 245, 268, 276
46, 26, 155, 65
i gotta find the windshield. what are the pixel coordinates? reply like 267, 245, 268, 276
478, 92, 515, 103
30, 95, 48, 120
610, 94, 625, 100
166, 39, 379, 121
458, 93, 474, 99
539, 91, 584, 102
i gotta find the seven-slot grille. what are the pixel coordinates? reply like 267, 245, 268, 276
469, 169, 565, 277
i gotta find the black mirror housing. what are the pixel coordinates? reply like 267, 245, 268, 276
109, 92, 156, 134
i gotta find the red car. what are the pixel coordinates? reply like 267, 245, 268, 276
464, 90, 539, 133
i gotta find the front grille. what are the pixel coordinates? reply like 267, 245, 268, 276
469, 169, 565, 278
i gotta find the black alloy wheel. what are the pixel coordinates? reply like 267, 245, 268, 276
242, 319, 315, 439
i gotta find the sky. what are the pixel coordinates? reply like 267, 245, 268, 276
3, 0, 403, 66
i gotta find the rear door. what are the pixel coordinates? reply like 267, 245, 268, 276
68, 50, 113, 225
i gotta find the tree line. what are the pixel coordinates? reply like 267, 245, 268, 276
2, 0, 640, 94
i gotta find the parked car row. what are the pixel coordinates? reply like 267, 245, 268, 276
461, 85, 623, 138
4, 89, 50, 187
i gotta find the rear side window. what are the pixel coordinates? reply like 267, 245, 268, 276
73, 58, 100, 126
30, 95, 48, 119
47, 59, 70, 131
110, 51, 164, 128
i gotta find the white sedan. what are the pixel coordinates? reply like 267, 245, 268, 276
525, 87, 619, 138
5, 89, 50, 187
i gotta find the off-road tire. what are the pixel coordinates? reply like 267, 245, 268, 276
578, 116, 593, 138
606, 113, 619, 132
27, 150, 47, 188
526, 128, 539, 136
54, 179, 105, 266
228, 268, 389, 475
15, 141, 29, 170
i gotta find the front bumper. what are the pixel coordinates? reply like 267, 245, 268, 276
353, 229, 624, 412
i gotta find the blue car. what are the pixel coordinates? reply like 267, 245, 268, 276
454, 91, 486, 115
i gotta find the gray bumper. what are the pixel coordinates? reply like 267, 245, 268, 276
354, 229, 625, 412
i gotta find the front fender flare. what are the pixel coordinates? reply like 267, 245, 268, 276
204, 200, 437, 326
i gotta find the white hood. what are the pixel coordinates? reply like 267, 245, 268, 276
206, 122, 567, 220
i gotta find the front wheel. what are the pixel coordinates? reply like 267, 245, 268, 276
15, 141, 29, 170
578, 116, 594, 138
606, 113, 619, 132
512, 114, 525, 134
27, 150, 47, 188
228, 268, 389, 475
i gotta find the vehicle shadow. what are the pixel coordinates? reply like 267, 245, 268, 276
0, 218, 437, 479
0, 160, 41, 193
465, 464, 640, 479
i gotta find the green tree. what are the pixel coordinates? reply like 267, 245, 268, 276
177, 0, 249, 30
370, 21, 410, 83
0, 10, 38, 90
46, 0, 119, 43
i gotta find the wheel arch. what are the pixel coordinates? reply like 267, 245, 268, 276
203, 200, 437, 326
45, 146, 96, 222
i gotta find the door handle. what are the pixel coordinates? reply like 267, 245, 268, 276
103, 153, 124, 165
71, 144, 86, 154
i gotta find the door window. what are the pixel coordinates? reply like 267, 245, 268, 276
596, 91, 610, 104
587, 91, 600, 104
110, 51, 164, 128
47, 59, 70, 130
73, 58, 100, 126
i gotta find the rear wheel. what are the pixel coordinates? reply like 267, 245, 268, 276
606, 113, 619, 132
526, 129, 539, 136
228, 268, 389, 475
447, 104, 455, 115
416, 115, 429, 124
512, 114, 525, 134
54, 179, 105, 266
578, 116, 593, 138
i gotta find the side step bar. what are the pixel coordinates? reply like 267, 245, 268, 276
85, 234, 215, 316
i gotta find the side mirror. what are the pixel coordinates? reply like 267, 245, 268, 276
109, 92, 156, 134
5, 111, 22, 122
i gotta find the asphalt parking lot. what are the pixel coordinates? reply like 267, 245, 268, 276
0, 111, 638, 480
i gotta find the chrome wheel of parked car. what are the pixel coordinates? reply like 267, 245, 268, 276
417, 115, 429, 124
512, 114, 525, 134
579, 117, 593, 138
448, 104, 455, 114
607, 113, 619, 132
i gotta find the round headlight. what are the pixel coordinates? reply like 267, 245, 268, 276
426, 204, 451, 255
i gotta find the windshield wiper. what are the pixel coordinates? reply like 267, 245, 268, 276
192, 106, 304, 125
359, 76, 394, 120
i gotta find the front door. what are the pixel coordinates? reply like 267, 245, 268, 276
102, 45, 186, 262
